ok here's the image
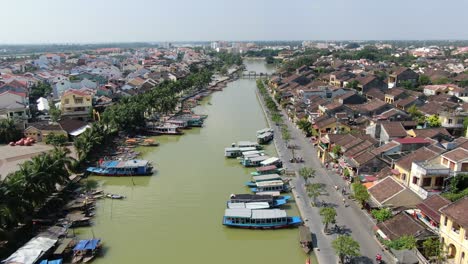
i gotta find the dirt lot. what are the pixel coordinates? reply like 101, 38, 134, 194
0, 143, 77, 180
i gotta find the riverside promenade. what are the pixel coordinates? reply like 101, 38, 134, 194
256, 86, 394, 264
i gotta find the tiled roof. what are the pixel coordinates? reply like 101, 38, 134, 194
440, 196, 468, 229
352, 151, 377, 165
377, 212, 429, 240
372, 141, 400, 156
416, 194, 450, 224
381, 122, 407, 138
442, 147, 468, 162
393, 137, 430, 144
369, 177, 404, 204
395, 147, 440, 171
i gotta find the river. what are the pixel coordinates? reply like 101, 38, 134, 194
79, 59, 308, 264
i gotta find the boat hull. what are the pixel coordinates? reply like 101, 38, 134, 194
223, 216, 302, 229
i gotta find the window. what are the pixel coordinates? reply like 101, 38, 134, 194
435, 177, 444, 187
401, 173, 407, 181
448, 119, 453, 124
412, 176, 419, 184
452, 222, 460, 234
443, 216, 448, 226
64, 99, 69, 104
422, 177, 431, 187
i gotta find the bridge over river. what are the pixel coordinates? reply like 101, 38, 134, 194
240, 70, 277, 79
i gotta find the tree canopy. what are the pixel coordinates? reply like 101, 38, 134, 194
332, 235, 360, 263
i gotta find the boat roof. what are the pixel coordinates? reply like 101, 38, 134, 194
237, 141, 258, 147
2, 236, 58, 264
73, 239, 101, 251
260, 157, 280, 165
299, 226, 312, 242
256, 191, 281, 196
242, 150, 262, 156
227, 202, 270, 209
101, 160, 148, 168
248, 156, 270, 162
39, 260, 63, 264
256, 180, 284, 187
225, 208, 251, 218
253, 174, 281, 182
230, 194, 273, 200
239, 147, 257, 152
256, 165, 278, 172
258, 132, 273, 138
252, 209, 287, 219
225, 147, 240, 152
257, 128, 273, 134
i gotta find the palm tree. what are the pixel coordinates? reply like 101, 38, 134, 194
299, 167, 315, 185
307, 183, 322, 206
0, 119, 21, 143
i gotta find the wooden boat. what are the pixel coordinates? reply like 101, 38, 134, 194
229, 193, 290, 208
256, 128, 274, 136
260, 157, 283, 168
223, 208, 302, 229
224, 146, 257, 158
251, 165, 284, 176
250, 180, 290, 193
106, 194, 125, 199
245, 174, 282, 187
299, 226, 313, 254
145, 124, 184, 135
139, 139, 159, 147
86, 159, 153, 176
72, 239, 101, 263
257, 131, 274, 144
242, 155, 270, 167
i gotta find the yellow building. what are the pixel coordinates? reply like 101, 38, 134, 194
439, 197, 468, 264
60, 89, 93, 119
24, 122, 67, 142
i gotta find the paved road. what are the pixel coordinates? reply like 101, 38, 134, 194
256, 90, 393, 264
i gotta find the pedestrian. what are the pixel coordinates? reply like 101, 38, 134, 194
335, 185, 338, 191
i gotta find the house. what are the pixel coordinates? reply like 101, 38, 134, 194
312, 116, 350, 137
393, 147, 443, 187
24, 122, 67, 142
346, 150, 387, 176
366, 121, 407, 144
376, 212, 435, 245
60, 89, 93, 120
368, 177, 422, 208
384, 88, 407, 104
0, 91, 30, 129
415, 194, 451, 231
329, 71, 355, 87
407, 128, 452, 141
394, 96, 423, 111
387, 67, 419, 89
439, 110, 468, 137
355, 75, 387, 93
375, 108, 410, 122
439, 197, 468, 264
423, 85, 450, 96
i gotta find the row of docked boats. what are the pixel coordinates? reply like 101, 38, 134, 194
86, 159, 154, 177
145, 114, 207, 135
222, 137, 301, 229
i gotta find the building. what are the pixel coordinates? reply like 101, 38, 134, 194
0, 91, 30, 129
439, 197, 468, 264
60, 89, 93, 120
387, 67, 419, 89
24, 122, 68, 142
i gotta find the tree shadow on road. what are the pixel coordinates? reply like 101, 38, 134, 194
352, 256, 373, 264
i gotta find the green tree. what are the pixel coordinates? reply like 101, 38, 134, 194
433, 77, 450, 85
352, 183, 370, 208
346, 80, 359, 90
418, 75, 432, 86
307, 183, 322, 206
407, 104, 425, 124
426, 114, 441, 128
0, 119, 22, 144
332, 235, 360, 263
299, 167, 316, 184
332, 145, 341, 156
320, 207, 337, 232
45, 133, 68, 146
282, 127, 291, 143
384, 235, 416, 250
463, 117, 468, 136
48, 100, 61, 122
371, 208, 393, 222
422, 238, 446, 264
297, 118, 312, 136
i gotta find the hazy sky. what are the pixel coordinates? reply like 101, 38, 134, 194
0, 0, 467, 43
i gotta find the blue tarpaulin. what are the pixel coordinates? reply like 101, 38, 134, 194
73, 239, 100, 251
39, 260, 63, 264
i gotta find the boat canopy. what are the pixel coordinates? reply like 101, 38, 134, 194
257, 132, 273, 138
252, 174, 281, 182
242, 150, 262, 156
238, 147, 257, 152
73, 239, 101, 251
39, 260, 63, 264
248, 156, 270, 162
225, 147, 240, 152
227, 202, 270, 209
2, 236, 57, 264
255, 180, 284, 187
256, 191, 281, 196
256, 165, 277, 172
224, 208, 252, 218
257, 128, 273, 135
252, 209, 287, 219
260, 157, 280, 166
237, 141, 258, 147
101, 160, 149, 169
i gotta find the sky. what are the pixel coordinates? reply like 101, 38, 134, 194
0, 0, 467, 44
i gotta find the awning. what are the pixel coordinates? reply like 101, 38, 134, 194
2, 236, 57, 264
39, 260, 63, 264
375, 229, 388, 240
69, 125, 91, 136
391, 169, 400, 175
320, 137, 329, 144
73, 239, 100, 251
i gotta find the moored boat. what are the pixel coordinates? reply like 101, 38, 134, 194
251, 165, 284, 176
224, 146, 257, 158
72, 239, 101, 263
256, 128, 274, 136
260, 157, 283, 168
229, 193, 289, 207
242, 155, 270, 167
86, 159, 153, 176
257, 131, 274, 144
145, 123, 184, 135
227, 202, 270, 209
245, 174, 282, 187
299, 225, 313, 254
223, 208, 302, 229
250, 180, 289, 193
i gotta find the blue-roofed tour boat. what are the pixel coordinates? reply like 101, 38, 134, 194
72, 239, 101, 263
223, 208, 302, 229
86, 159, 153, 176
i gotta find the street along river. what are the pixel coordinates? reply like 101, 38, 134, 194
78, 59, 309, 264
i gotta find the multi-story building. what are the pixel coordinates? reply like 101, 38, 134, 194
439, 197, 468, 264
60, 89, 93, 120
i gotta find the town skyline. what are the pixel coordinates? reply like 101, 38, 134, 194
1, 0, 468, 44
